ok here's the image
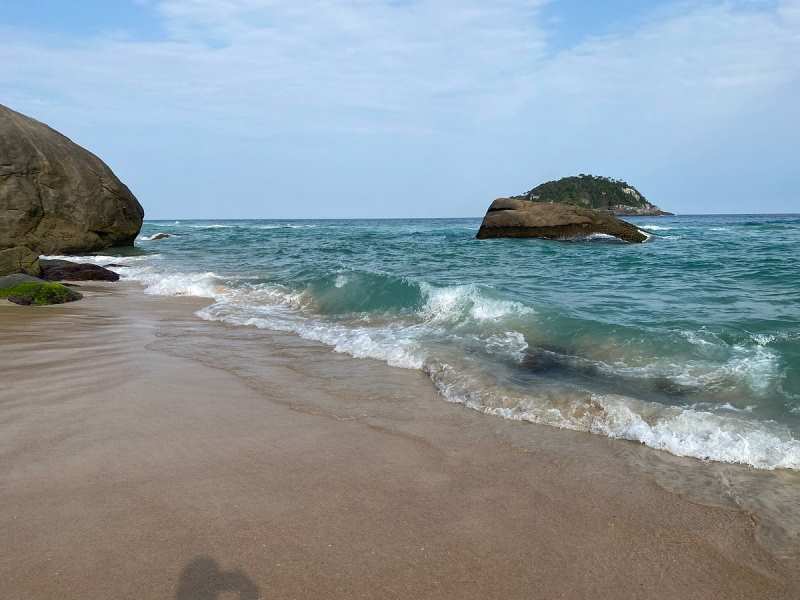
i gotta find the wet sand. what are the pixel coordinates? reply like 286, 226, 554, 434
1, 282, 798, 599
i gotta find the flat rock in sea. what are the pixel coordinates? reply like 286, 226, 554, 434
39, 259, 120, 282
0, 104, 144, 255
476, 198, 648, 243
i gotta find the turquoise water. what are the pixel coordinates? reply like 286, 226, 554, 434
58, 215, 800, 469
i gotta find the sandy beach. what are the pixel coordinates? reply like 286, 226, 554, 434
1, 282, 798, 600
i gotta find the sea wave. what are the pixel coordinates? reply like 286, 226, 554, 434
253, 224, 318, 230
42, 254, 158, 265
139, 232, 175, 241
68, 255, 800, 471
419, 282, 533, 324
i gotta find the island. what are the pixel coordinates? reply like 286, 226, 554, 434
475, 175, 670, 243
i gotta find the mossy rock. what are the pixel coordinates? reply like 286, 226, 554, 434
0, 280, 82, 305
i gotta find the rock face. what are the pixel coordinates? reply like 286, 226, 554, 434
39, 259, 120, 282
476, 198, 648, 243
0, 246, 41, 276
0, 104, 144, 255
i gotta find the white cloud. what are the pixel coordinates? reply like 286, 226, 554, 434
3, 1, 798, 133
1, 1, 552, 134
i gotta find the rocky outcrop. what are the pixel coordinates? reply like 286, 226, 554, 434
0, 104, 144, 255
39, 259, 120, 282
0, 246, 41, 276
476, 198, 648, 243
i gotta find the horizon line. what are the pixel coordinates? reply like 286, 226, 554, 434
142, 213, 800, 221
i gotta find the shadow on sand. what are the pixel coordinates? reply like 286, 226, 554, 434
176, 556, 262, 600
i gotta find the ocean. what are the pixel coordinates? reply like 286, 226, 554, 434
52, 214, 800, 470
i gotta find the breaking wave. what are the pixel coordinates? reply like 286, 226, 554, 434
70, 252, 799, 472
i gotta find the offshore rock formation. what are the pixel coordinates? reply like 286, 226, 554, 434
476, 198, 648, 243
0, 104, 144, 255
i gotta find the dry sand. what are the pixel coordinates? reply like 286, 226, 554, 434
1, 282, 798, 599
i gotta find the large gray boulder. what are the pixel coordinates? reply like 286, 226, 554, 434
476, 198, 648, 243
0, 104, 144, 255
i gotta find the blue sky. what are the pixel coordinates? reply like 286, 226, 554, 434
2, 0, 798, 218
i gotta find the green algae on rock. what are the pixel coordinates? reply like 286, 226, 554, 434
0, 279, 82, 305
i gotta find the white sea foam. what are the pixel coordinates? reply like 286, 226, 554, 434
680, 330, 717, 347
717, 402, 754, 413
584, 233, 618, 240
484, 331, 529, 363
588, 395, 800, 470
751, 333, 777, 345
141, 272, 222, 297
253, 224, 318, 230
428, 363, 800, 470
42, 254, 157, 265
595, 343, 782, 396
138, 232, 175, 241
639, 224, 673, 231
198, 298, 426, 369
419, 283, 533, 323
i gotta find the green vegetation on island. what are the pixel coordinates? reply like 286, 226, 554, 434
513, 175, 671, 216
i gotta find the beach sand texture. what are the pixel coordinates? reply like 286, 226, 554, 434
1, 282, 798, 599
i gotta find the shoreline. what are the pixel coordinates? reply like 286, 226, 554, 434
1, 281, 798, 598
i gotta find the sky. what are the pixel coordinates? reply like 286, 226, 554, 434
2, 0, 799, 218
